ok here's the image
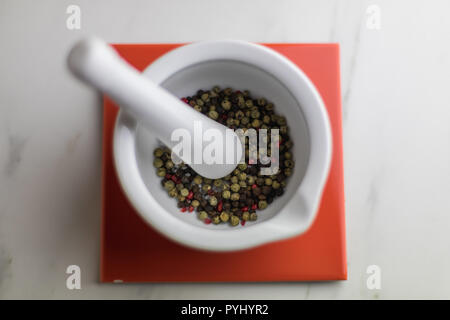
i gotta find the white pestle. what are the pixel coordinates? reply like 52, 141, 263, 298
67, 38, 242, 179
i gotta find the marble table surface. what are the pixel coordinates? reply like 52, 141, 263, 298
1, 0, 450, 299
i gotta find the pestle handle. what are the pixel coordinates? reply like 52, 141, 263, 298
67, 37, 241, 179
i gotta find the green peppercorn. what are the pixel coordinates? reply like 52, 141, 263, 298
193, 175, 203, 185
213, 179, 223, 187
284, 168, 292, 177
220, 211, 230, 222
251, 119, 261, 128
247, 176, 255, 185
230, 215, 240, 226
230, 183, 240, 192
265, 103, 274, 111
230, 176, 239, 184
250, 212, 258, 221
250, 110, 260, 119
277, 116, 287, 125
156, 168, 166, 177
165, 160, 174, 170
245, 99, 253, 108
258, 200, 268, 210
209, 196, 218, 206
168, 189, 178, 198
263, 115, 271, 124
208, 110, 219, 120
238, 172, 247, 181
202, 184, 211, 192
191, 200, 200, 208
164, 180, 175, 191
226, 118, 235, 127
221, 100, 231, 110
284, 152, 292, 159
201, 93, 209, 101
241, 117, 249, 125
230, 193, 240, 201
153, 158, 163, 168
238, 163, 247, 171
199, 211, 208, 221
154, 148, 164, 157
209, 215, 219, 224
265, 178, 272, 186
180, 188, 189, 197
284, 159, 294, 168
222, 190, 231, 199
224, 88, 233, 95
242, 212, 250, 221
239, 181, 247, 189
194, 105, 202, 112
272, 180, 281, 189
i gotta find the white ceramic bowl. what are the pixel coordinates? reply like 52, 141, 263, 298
113, 40, 332, 252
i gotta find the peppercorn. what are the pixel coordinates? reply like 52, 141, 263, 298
272, 180, 281, 189
156, 168, 166, 177
165, 160, 174, 170
212, 215, 221, 224
208, 110, 219, 120
231, 193, 240, 201
164, 180, 175, 191
250, 110, 260, 119
202, 184, 211, 192
224, 88, 233, 95
250, 212, 258, 221
154, 148, 164, 157
258, 200, 268, 210
230, 183, 240, 192
191, 200, 200, 207
256, 178, 264, 186
220, 211, 230, 222
199, 211, 208, 221
284, 159, 294, 168
251, 119, 261, 128
153, 158, 163, 168
168, 189, 178, 198
252, 187, 261, 196
242, 212, 250, 221
230, 215, 240, 226
180, 188, 189, 197
213, 179, 223, 188
221, 100, 231, 110
193, 175, 202, 185
222, 190, 231, 199
265, 178, 272, 186
209, 196, 218, 206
